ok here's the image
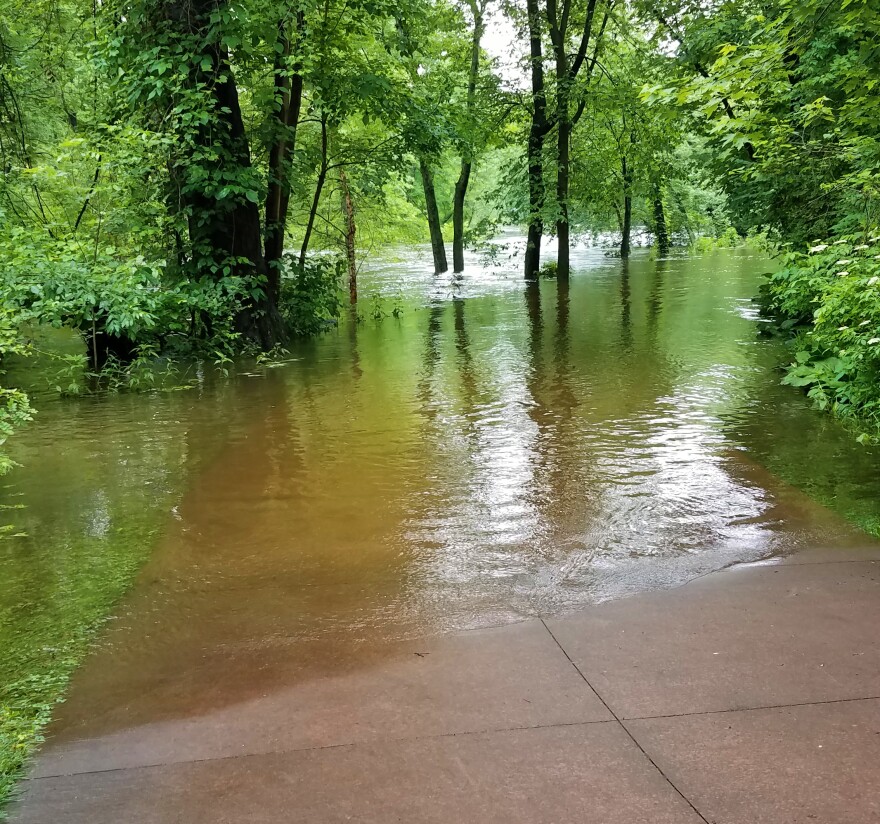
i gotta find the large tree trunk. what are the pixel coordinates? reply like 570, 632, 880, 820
452, 1, 485, 273
340, 165, 357, 304
652, 185, 669, 255
420, 159, 449, 274
264, 11, 305, 303
169, 0, 284, 349
182, 0, 282, 349
524, 0, 547, 280
620, 156, 632, 259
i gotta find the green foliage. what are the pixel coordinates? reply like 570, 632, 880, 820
762, 236, 880, 428
690, 226, 742, 253
0, 318, 32, 477
649, 0, 880, 243
278, 256, 342, 336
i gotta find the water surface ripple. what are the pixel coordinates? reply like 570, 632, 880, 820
3, 244, 880, 671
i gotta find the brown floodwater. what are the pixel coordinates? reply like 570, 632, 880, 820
3, 242, 880, 729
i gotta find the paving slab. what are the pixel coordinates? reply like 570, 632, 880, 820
32, 619, 610, 777
11, 723, 704, 824
546, 560, 880, 718
626, 698, 880, 824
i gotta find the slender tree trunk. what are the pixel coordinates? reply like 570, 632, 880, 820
452, 1, 485, 273
264, 11, 305, 303
452, 161, 472, 273
556, 85, 571, 279
524, 0, 547, 280
547, 0, 570, 279
653, 185, 669, 255
340, 166, 357, 303
546, 0, 602, 280
299, 115, 328, 269
420, 159, 448, 273
621, 156, 632, 259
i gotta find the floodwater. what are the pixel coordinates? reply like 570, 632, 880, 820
3, 243, 880, 716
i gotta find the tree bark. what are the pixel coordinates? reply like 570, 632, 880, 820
653, 185, 669, 255
264, 11, 305, 303
452, 161, 471, 273
620, 155, 632, 259
299, 114, 328, 269
524, 0, 547, 280
555, 70, 571, 279
452, 1, 485, 273
340, 165, 357, 303
420, 158, 449, 273
546, 0, 601, 280
181, 0, 282, 349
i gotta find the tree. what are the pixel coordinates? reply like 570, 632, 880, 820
452, 0, 490, 273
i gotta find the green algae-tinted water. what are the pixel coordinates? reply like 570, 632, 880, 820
3, 243, 880, 742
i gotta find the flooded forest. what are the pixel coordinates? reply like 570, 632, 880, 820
2, 0, 880, 808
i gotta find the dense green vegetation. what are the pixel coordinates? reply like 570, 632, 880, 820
1, 0, 877, 446
1, 0, 880, 806
649, 0, 880, 428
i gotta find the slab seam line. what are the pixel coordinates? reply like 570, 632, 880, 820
539, 617, 711, 824
23, 717, 618, 783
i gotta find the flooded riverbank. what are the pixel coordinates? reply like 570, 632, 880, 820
3, 244, 880, 772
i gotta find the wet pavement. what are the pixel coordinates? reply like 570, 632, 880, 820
11, 546, 880, 823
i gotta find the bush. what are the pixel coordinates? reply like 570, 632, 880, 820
762, 235, 880, 430
0, 313, 33, 476
278, 256, 342, 337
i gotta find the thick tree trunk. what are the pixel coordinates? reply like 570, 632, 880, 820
524, 0, 547, 280
340, 166, 357, 304
299, 115, 328, 269
452, 1, 485, 273
620, 157, 632, 259
182, 7, 282, 348
420, 159, 448, 274
653, 186, 669, 255
264, 12, 305, 303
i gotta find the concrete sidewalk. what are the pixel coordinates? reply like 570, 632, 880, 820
11, 548, 880, 823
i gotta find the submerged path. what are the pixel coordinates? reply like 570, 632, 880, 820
11, 545, 880, 823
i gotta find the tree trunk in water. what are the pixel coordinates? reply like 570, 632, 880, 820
264, 12, 305, 303
546, 0, 603, 279
420, 159, 448, 274
340, 166, 357, 304
299, 115, 328, 269
452, 1, 485, 274
452, 159, 471, 273
620, 157, 632, 259
653, 187, 669, 255
524, 0, 547, 280
556, 91, 570, 279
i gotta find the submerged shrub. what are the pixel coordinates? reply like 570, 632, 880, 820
278, 255, 342, 337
